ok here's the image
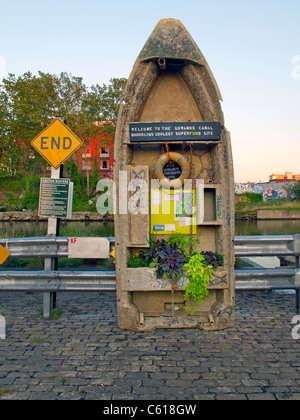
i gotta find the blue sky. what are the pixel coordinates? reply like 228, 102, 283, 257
1, 0, 300, 182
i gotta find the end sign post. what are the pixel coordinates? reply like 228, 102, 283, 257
31, 117, 83, 317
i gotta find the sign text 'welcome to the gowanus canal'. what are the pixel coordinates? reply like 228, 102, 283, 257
129, 122, 221, 142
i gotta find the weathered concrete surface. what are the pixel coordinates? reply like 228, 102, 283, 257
0, 290, 299, 400
114, 18, 235, 332
257, 210, 300, 220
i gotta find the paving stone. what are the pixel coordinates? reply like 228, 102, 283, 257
0, 290, 300, 400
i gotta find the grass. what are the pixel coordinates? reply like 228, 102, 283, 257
3, 257, 44, 269
51, 309, 64, 320
30, 337, 44, 343
2, 256, 114, 269
40, 373, 66, 385
0, 387, 15, 398
0, 220, 114, 240
235, 257, 252, 268
235, 199, 300, 216
0, 173, 101, 213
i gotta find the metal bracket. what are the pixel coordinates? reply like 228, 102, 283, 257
293, 270, 300, 290
288, 235, 300, 257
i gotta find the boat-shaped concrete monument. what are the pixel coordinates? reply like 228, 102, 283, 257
114, 19, 235, 332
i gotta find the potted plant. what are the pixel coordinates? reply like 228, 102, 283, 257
127, 234, 224, 312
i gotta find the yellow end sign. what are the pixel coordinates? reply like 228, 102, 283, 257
0, 245, 10, 265
31, 118, 83, 169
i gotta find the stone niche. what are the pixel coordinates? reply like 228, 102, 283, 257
114, 19, 235, 332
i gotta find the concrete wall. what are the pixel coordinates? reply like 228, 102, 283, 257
235, 182, 296, 201
256, 210, 300, 220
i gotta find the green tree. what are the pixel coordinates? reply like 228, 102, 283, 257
84, 77, 127, 122
82, 77, 127, 138
0, 72, 127, 176
287, 181, 300, 200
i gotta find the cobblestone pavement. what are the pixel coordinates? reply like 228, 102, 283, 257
0, 290, 300, 400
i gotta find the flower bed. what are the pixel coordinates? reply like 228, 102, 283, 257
127, 234, 225, 313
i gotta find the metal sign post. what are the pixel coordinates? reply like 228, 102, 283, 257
30, 116, 83, 317
43, 165, 63, 317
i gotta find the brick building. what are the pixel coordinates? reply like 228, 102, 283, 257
76, 127, 114, 179
269, 172, 300, 183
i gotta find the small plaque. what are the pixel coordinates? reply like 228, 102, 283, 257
38, 178, 70, 219
163, 162, 182, 180
68, 237, 110, 259
153, 224, 165, 232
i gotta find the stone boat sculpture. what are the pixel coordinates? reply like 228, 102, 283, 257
114, 19, 235, 332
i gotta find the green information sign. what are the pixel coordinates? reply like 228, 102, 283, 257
39, 178, 71, 219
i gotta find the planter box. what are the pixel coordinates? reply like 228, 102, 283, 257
125, 266, 228, 292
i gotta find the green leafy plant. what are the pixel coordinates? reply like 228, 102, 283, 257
23, 176, 40, 210
287, 181, 300, 200
127, 234, 224, 312
200, 251, 224, 268
183, 252, 214, 314
145, 239, 187, 281
165, 233, 200, 255
127, 234, 191, 281
127, 251, 149, 268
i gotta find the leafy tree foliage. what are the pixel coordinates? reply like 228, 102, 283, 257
287, 181, 300, 200
0, 71, 127, 175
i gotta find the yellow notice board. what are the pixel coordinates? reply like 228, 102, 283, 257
151, 189, 196, 235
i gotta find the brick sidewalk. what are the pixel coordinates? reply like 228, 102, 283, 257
0, 290, 299, 400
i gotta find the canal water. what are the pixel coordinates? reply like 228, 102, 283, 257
0, 219, 300, 239
235, 219, 300, 236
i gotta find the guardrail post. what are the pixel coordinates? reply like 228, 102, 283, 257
293, 235, 300, 255
43, 287, 54, 318
296, 259, 300, 314
43, 239, 56, 318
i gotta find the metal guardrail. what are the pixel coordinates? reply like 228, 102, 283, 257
0, 236, 115, 258
234, 235, 300, 291
0, 270, 116, 292
235, 235, 296, 257
0, 235, 300, 314
2, 235, 297, 257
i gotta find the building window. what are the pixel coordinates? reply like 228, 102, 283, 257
101, 160, 108, 170
100, 147, 109, 157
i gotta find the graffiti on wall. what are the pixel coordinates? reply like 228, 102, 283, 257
235, 182, 296, 202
